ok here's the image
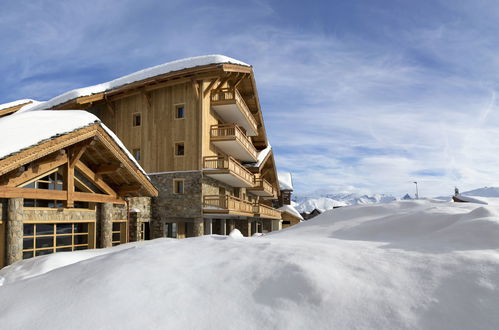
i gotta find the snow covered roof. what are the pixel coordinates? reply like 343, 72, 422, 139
278, 204, 304, 220
0, 110, 147, 177
278, 172, 293, 191
0, 99, 37, 111
17, 55, 249, 114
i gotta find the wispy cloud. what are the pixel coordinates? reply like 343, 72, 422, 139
2, 0, 499, 196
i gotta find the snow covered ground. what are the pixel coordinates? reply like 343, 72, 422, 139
1, 200, 499, 329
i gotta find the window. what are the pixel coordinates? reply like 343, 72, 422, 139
175, 143, 184, 156
22, 170, 64, 208
175, 105, 185, 119
133, 113, 141, 127
22, 222, 91, 259
112, 221, 127, 246
133, 148, 141, 161
173, 179, 184, 194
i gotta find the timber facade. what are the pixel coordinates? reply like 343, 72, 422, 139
6, 56, 284, 240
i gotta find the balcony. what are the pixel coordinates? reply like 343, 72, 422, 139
254, 203, 282, 220
211, 88, 258, 136
247, 178, 276, 198
203, 156, 255, 187
203, 195, 254, 216
210, 124, 258, 162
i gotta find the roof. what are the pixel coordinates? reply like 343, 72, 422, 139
278, 172, 293, 191
17, 55, 249, 114
0, 99, 37, 111
0, 110, 154, 193
278, 204, 304, 220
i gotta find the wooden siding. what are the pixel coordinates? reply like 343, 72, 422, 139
98, 82, 202, 173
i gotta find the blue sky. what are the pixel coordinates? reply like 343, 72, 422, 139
2, 0, 499, 197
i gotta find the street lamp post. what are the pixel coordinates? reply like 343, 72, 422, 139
413, 181, 419, 199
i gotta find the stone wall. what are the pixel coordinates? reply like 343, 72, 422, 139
23, 208, 96, 221
149, 171, 203, 238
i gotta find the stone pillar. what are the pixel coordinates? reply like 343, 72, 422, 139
6, 198, 23, 265
129, 211, 140, 242
204, 218, 213, 235
220, 219, 226, 235
193, 218, 204, 236
99, 203, 113, 248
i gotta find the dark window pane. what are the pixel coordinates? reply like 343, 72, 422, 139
56, 247, 72, 252
23, 237, 34, 250
36, 237, 54, 249
23, 199, 35, 207
112, 222, 121, 231
57, 224, 72, 234
35, 249, 54, 257
112, 233, 121, 242
36, 224, 54, 235
74, 201, 89, 209
74, 223, 88, 234
74, 245, 88, 251
24, 182, 36, 189
37, 182, 50, 189
176, 106, 184, 118
23, 224, 34, 236
74, 235, 88, 245
56, 235, 72, 247
23, 251, 34, 259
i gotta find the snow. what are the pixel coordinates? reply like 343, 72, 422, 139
278, 204, 304, 220
17, 55, 249, 114
0, 110, 99, 160
462, 186, 499, 198
0, 110, 147, 176
277, 171, 293, 191
228, 228, 243, 239
1, 200, 499, 329
246, 144, 272, 168
295, 196, 348, 213
0, 98, 37, 111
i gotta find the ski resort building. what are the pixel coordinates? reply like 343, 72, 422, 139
7, 55, 283, 241
0, 111, 158, 269
277, 172, 303, 228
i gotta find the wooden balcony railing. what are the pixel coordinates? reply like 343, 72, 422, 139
254, 203, 282, 219
252, 178, 275, 196
203, 195, 254, 214
210, 88, 258, 131
210, 124, 258, 160
203, 156, 255, 185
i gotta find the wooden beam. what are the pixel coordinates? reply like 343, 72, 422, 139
118, 184, 142, 195
215, 73, 233, 90
203, 78, 220, 97
0, 187, 124, 204
93, 163, 122, 175
5, 153, 68, 187
233, 73, 247, 88
76, 93, 105, 105
142, 91, 152, 108
75, 160, 118, 197
68, 138, 94, 168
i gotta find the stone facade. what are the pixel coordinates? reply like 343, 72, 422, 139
6, 198, 23, 265
127, 197, 152, 242
149, 171, 203, 238
23, 208, 96, 222
98, 203, 114, 248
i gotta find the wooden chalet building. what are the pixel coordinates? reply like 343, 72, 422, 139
0, 111, 157, 268
10, 55, 283, 239
276, 172, 303, 228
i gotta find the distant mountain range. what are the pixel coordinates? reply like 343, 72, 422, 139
294, 192, 398, 213
294, 186, 499, 214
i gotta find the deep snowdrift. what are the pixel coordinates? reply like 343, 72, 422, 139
1, 200, 499, 329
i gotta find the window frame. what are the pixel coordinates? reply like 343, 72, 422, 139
174, 142, 185, 157
173, 179, 185, 194
132, 112, 141, 127
174, 104, 185, 120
